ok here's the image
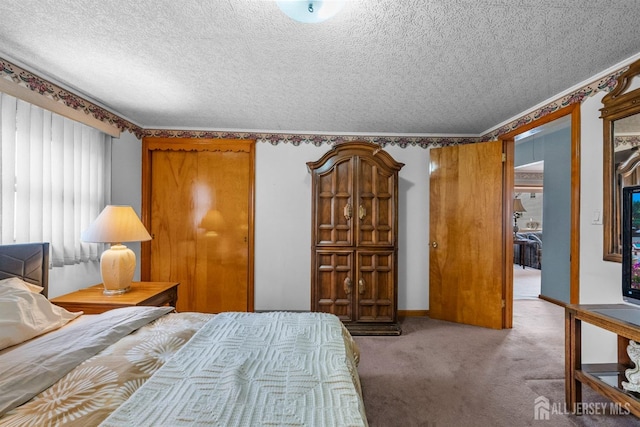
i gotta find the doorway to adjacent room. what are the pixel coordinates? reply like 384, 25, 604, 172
512, 114, 571, 304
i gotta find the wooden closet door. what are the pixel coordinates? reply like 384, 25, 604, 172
149, 150, 198, 310
144, 139, 254, 313
193, 150, 250, 313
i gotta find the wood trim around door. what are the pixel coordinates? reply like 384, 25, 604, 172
499, 103, 581, 305
503, 138, 515, 329
140, 137, 255, 312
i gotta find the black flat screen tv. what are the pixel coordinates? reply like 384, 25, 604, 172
622, 185, 640, 305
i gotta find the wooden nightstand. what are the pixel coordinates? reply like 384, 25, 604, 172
50, 281, 179, 314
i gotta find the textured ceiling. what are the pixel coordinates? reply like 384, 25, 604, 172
1, 0, 639, 136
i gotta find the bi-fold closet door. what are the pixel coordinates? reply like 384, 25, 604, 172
141, 138, 254, 313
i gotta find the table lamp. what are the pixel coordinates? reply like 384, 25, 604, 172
513, 197, 527, 234
81, 205, 152, 295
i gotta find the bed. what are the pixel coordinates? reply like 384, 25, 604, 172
0, 243, 368, 426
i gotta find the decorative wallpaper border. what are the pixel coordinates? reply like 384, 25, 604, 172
140, 129, 477, 148
515, 172, 544, 188
0, 56, 627, 147
0, 58, 144, 138
515, 172, 544, 181
615, 135, 640, 149
479, 71, 623, 142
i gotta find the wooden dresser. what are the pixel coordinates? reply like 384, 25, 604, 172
307, 141, 404, 335
566, 304, 640, 417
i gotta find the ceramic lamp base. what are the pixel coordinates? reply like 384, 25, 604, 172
101, 243, 136, 295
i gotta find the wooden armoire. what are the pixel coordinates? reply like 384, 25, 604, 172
307, 141, 404, 335
140, 137, 254, 313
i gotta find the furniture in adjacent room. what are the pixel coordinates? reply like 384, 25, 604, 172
307, 141, 404, 335
513, 239, 530, 269
141, 138, 255, 313
565, 304, 640, 417
50, 281, 179, 314
513, 231, 542, 269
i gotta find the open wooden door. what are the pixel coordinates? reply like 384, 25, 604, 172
429, 140, 510, 329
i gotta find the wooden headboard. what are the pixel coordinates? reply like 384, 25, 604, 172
0, 243, 50, 297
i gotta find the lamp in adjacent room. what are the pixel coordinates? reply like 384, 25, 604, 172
81, 205, 152, 295
276, 0, 345, 23
513, 197, 527, 235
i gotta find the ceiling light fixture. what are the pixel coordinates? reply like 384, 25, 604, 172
276, 0, 345, 23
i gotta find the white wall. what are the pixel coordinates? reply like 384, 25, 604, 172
110, 130, 144, 281
579, 91, 624, 362
48, 262, 102, 298
254, 142, 323, 310
382, 146, 430, 311
111, 130, 143, 210
253, 142, 430, 311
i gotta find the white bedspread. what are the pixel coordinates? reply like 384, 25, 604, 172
100, 311, 368, 427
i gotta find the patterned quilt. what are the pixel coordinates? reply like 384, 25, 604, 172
101, 312, 367, 427
1, 311, 365, 427
0, 311, 212, 427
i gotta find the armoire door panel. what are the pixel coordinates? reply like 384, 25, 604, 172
357, 158, 395, 247
356, 250, 394, 322
315, 158, 353, 246
314, 250, 353, 321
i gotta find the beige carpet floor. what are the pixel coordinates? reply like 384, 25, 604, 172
354, 299, 638, 427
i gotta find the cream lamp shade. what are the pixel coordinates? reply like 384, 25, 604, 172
81, 205, 152, 295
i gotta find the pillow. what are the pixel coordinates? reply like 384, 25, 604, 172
0, 276, 44, 294
0, 281, 81, 350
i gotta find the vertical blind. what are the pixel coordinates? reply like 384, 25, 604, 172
0, 92, 111, 267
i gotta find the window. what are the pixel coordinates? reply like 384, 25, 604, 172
0, 93, 111, 266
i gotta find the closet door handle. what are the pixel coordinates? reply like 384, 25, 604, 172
344, 204, 352, 220
344, 277, 352, 294
358, 205, 366, 220
358, 278, 366, 294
